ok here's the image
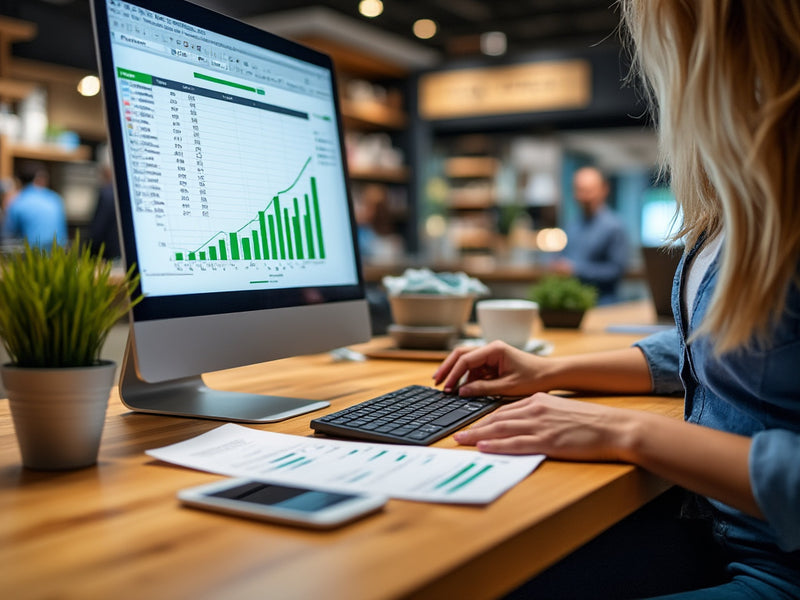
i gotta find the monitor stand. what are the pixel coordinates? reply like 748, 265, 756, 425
118, 337, 329, 423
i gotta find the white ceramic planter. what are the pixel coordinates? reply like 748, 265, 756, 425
2, 361, 116, 470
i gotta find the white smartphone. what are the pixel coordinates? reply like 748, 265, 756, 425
178, 478, 387, 529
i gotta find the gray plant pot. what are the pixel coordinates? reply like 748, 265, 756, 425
2, 361, 116, 470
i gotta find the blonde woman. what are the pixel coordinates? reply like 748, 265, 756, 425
433, 2, 800, 598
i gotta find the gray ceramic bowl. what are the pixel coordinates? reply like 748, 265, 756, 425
387, 325, 458, 350
388, 294, 476, 328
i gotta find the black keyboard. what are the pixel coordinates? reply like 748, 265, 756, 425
310, 385, 501, 446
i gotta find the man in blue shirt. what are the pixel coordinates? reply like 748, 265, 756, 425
2, 161, 67, 248
551, 166, 629, 303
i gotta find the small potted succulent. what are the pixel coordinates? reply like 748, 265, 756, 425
0, 240, 141, 470
528, 275, 598, 329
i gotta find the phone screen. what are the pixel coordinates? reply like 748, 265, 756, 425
209, 481, 357, 513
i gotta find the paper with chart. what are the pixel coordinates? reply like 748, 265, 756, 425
147, 423, 545, 504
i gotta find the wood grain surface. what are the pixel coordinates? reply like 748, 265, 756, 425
0, 301, 682, 600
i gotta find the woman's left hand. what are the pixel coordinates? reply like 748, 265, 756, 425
456, 394, 763, 521
454, 393, 635, 461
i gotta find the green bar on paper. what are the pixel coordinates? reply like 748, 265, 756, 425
270, 452, 295, 463
175, 252, 184, 261
283, 209, 294, 260
304, 195, 315, 259
193, 72, 256, 93
251, 231, 261, 260
241, 237, 251, 260
435, 463, 475, 490
276, 456, 306, 469
311, 177, 325, 259
229, 232, 240, 260
292, 197, 304, 259
259, 211, 269, 260
188, 252, 196, 261
448, 465, 494, 494
218, 239, 228, 260
209, 246, 217, 260
199, 251, 206, 260
274, 196, 285, 259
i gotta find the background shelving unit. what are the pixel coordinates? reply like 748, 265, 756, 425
0, 137, 91, 192
0, 15, 98, 237
341, 97, 407, 131
440, 148, 501, 255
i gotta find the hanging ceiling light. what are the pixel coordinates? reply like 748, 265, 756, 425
413, 19, 437, 40
77, 75, 101, 97
358, 0, 384, 18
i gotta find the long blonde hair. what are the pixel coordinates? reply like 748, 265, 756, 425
621, 0, 800, 353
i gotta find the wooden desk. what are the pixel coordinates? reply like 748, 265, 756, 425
0, 302, 681, 600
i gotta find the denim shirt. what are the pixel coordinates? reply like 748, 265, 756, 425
634, 241, 800, 555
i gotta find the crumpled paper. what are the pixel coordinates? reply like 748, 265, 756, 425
382, 268, 489, 297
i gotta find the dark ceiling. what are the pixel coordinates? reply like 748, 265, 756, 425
0, 0, 622, 71
0, 0, 619, 69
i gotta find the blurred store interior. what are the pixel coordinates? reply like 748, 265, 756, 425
0, 0, 681, 334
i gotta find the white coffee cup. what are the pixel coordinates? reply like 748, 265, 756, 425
476, 299, 539, 349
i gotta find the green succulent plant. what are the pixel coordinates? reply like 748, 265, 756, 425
0, 240, 142, 368
528, 275, 598, 312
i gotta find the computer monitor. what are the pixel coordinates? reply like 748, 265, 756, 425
640, 186, 681, 248
90, 0, 371, 422
640, 186, 683, 320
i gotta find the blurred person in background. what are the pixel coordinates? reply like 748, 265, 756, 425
2, 161, 67, 249
87, 145, 121, 260
550, 166, 629, 303
353, 183, 401, 263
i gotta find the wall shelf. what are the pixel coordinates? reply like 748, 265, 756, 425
444, 156, 499, 178
446, 187, 496, 209
0, 16, 36, 43
0, 136, 91, 180
8, 141, 91, 163
341, 99, 407, 130
348, 165, 409, 183
0, 17, 100, 180
0, 78, 35, 101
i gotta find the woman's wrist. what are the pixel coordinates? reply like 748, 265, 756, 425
609, 410, 648, 463
534, 356, 573, 392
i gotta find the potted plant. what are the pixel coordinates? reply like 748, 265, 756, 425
0, 240, 141, 470
528, 275, 598, 329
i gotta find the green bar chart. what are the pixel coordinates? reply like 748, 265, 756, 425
174, 158, 326, 263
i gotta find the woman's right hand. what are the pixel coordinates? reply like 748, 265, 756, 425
432, 340, 555, 398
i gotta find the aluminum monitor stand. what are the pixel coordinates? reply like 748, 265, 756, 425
118, 336, 329, 423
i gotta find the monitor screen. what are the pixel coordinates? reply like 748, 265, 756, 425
91, 0, 370, 422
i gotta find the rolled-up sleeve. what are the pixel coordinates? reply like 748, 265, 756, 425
750, 429, 800, 551
633, 328, 684, 395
